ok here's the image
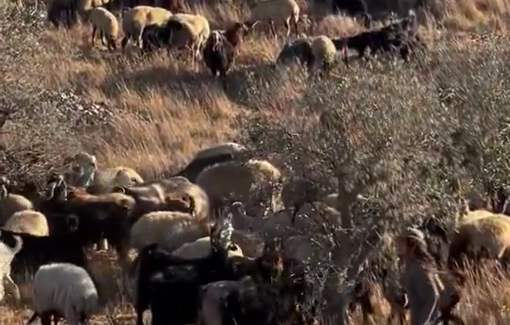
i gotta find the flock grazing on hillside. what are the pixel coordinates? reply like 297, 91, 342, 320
2, 141, 510, 324
32, 0, 426, 87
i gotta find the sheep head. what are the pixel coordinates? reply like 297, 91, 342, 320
72, 152, 97, 187
113, 169, 137, 187
45, 175, 68, 201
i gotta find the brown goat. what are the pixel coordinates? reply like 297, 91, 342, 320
202, 21, 258, 86
156, 0, 184, 12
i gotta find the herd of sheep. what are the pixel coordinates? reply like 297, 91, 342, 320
36, 0, 425, 88
2, 141, 510, 324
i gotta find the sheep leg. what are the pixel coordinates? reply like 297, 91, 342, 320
5, 273, 20, 301
269, 20, 277, 39
27, 312, 39, 325
97, 238, 109, 251
292, 16, 299, 36
283, 19, 290, 38
41, 312, 52, 325
91, 27, 97, 45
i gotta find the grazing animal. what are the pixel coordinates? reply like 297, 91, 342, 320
310, 35, 340, 76
202, 22, 255, 87
331, 0, 370, 28
0, 235, 22, 302
0, 228, 89, 281
130, 211, 211, 253
196, 159, 283, 217
66, 152, 144, 188
121, 5, 173, 49
248, 0, 300, 37
125, 177, 209, 219
27, 263, 99, 325
332, 11, 420, 62
88, 7, 120, 50
155, 0, 183, 12
164, 13, 211, 59
0, 178, 34, 225
176, 142, 249, 183
134, 211, 239, 325
172, 236, 244, 260
46, 0, 78, 28
275, 37, 313, 68
448, 214, 510, 269
2, 210, 49, 237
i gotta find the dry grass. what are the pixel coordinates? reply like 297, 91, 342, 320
2, 0, 510, 323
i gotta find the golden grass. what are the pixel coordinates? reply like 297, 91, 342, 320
2, 0, 510, 323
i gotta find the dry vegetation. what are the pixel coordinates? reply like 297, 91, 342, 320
3, 0, 510, 323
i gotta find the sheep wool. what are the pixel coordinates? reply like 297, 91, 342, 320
3, 210, 49, 237
249, 0, 300, 36
311, 35, 338, 71
194, 142, 247, 161
0, 193, 34, 226
171, 236, 244, 259
88, 7, 120, 49
99, 166, 144, 187
449, 214, 510, 263
30, 263, 98, 325
166, 13, 210, 55
196, 159, 283, 216
122, 6, 173, 48
130, 211, 209, 252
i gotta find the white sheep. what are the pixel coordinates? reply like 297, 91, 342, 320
249, 0, 300, 37
88, 7, 120, 50
196, 159, 283, 217
171, 236, 244, 259
165, 13, 211, 59
449, 214, 510, 266
194, 142, 247, 161
310, 35, 338, 75
0, 193, 34, 226
0, 179, 34, 225
66, 152, 144, 188
27, 263, 98, 325
2, 210, 49, 237
0, 235, 22, 302
130, 211, 211, 253
121, 5, 173, 49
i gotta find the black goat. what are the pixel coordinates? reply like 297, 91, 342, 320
0, 229, 89, 280
135, 242, 241, 325
331, 0, 371, 28
197, 257, 314, 325
141, 24, 172, 54
331, 10, 421, 62
275, 38, 314, 69
176, 150, 250, 183
137, 236, 287, 325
